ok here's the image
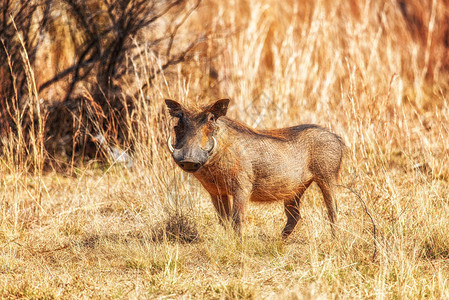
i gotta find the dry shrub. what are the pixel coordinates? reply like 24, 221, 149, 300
1, 0, 205, 167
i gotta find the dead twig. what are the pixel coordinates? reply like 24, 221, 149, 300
337, 184, 378, 262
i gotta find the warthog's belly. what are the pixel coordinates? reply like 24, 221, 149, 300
250, 178, 312, 203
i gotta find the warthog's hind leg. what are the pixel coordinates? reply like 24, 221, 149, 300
316, 180, 337, 236
282, 183, 311, 239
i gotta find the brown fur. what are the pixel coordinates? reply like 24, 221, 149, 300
166, 99, 345, 238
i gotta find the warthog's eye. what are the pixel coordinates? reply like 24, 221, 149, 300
175, 118, 184, 129
207, 113, 215, 123
174, 125, 184, 134
173, 118, 186, 138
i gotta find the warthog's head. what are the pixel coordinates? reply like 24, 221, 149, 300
165, 99, 230, 173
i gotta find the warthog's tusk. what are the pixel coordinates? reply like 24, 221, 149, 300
167, 136, 175, 153
209, 136, 217, 152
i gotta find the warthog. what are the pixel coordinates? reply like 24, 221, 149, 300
165, 98, 344, 238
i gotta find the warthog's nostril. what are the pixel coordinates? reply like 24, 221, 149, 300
178, 160, 202, 172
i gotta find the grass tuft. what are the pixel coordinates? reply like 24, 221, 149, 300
152, 212, 201, 244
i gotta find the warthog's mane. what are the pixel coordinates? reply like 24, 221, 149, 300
220, 118, 344, 144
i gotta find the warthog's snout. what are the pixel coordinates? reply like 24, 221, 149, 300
177, 160, 202, 172
168, 134, 216, 173
171, 148, 204, 172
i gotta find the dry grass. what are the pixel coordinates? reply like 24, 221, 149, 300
1, 0, 449, 298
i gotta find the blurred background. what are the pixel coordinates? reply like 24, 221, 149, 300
1, 0, 448, 169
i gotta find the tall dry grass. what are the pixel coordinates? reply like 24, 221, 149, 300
1, 0, 449, 298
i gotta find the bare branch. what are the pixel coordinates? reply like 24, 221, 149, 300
337, 183, 379, 262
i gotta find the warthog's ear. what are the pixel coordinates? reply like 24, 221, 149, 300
165, 99, 184, 117
208, 99, 230, 119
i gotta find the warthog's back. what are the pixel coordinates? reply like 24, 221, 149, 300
201, 118, 344, 202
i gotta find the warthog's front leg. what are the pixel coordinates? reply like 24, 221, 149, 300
210, 195, 231, 225
231, 189, 249, 237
